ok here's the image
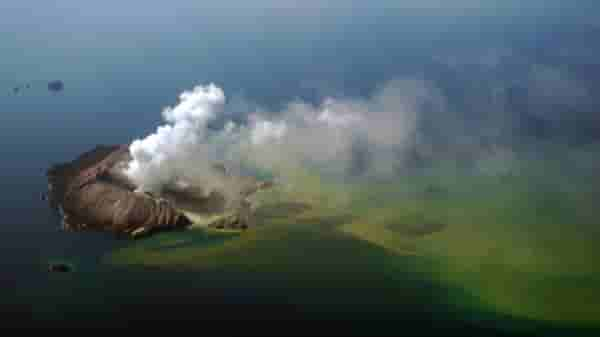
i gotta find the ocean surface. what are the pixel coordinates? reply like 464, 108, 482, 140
2, 2, 599, 334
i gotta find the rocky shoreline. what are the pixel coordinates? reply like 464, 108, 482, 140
45, 145, 272, 238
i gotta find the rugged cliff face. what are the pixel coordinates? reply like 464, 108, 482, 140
45, 145, 272, 238
46, 145, 191, 237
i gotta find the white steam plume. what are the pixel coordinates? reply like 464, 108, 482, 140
125, 79, 438, 192
125, 84, 229, 192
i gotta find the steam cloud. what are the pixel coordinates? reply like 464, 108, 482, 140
125, 84, 231, 192
124, 80, 440, 191
124, 58, 596, 193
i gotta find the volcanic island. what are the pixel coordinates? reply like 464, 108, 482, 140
45, 145, 273, 238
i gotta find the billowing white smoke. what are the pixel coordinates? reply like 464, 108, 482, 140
245, 79, 437, 176
249, 117, 288, 146
125, 80, 436, 192
125, 84, 229, 192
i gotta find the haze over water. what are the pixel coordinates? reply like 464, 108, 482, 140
1, 1, 599, 333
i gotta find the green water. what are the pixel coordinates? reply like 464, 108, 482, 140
59, 158, 595, 334
18, 154, 597, 334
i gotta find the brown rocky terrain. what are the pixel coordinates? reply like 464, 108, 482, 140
45, 145, 272, 238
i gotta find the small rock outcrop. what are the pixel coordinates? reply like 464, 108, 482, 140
47, 80, 64, 93
48, 263, 72, 273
